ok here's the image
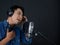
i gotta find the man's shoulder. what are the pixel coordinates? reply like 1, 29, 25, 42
0, 20, 7, 27
0, 21, 4, 30
0, 21, 4, 26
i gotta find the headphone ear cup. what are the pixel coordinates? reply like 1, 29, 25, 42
7, 8, 13, 16
8, 11, 13, 16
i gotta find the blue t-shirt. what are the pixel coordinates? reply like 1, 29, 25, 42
0, 20, 32, 45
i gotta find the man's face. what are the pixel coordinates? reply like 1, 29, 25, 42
11, 8, 23, 24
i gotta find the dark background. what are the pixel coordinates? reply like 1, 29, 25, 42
0, 0, 59, 45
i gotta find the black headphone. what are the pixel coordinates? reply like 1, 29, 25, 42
7, 8, 14, 16
7, 5, 24, 17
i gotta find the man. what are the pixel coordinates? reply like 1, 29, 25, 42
0, 5, 32, 45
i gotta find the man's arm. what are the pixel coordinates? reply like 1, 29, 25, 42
0, 36, 11, 45
0, 30, 15, 45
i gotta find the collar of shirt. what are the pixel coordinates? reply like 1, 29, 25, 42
3, 20, 10, 29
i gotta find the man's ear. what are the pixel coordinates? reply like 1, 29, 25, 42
22, 16, 26, 21
20, 16, 28, 24
22, 16, 28, 22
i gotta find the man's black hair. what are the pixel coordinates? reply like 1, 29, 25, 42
7, 5, 24, 16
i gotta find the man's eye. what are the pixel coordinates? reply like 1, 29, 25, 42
17, 12, 21, 15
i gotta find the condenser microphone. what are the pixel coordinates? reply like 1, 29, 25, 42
23, 22, 34, 34
23, 22, 34, 38
28, 22, 34, 34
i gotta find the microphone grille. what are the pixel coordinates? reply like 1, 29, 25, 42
28, 22, 34, 33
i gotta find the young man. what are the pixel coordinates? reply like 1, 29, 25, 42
0, 5, 32, 45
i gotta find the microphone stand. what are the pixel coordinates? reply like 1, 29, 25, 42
33, 31, 56, 45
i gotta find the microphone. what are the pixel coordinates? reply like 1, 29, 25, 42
28, 22, 34, 34
23, 21, 34, 38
